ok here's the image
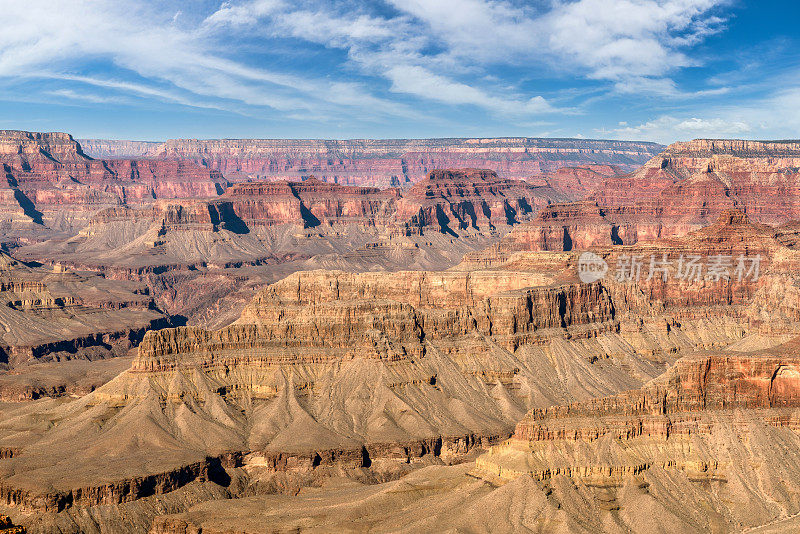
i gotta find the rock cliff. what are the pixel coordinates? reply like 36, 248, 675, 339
0, 251, 168, 368
76, 139, 160, 159
2, 205, 799, 532
466, 138, 800, 255
134, 137, 660, 188
12, 168, 568, 325
396, 169, 567, 234
589, 138, 800, 236
471, 338, 800, 531
0, 131, 226, 239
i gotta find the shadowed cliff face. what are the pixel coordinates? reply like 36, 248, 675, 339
2, 131, 573, 245
0, 514, 23, 534
0, 131, 580, 330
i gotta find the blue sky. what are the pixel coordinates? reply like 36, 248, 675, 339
0, 0, 798, 143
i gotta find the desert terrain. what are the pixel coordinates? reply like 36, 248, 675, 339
0, 131, 799, 533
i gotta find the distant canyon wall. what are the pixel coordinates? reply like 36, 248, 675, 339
78, 137, 663, 187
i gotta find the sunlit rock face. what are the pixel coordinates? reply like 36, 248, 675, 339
590, 139, 800, 236
0, 131, 226, 239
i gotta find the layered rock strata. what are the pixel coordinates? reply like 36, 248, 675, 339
0, 242, 768, 532
588, 139, 800, 237
76, 139, 160, 159
137, 137, 661, 187
0, 131, 226, 239
0, 251, 167, 367
12, 168, 568, 324
472, 339, 800, 531
470, 139, 800, 257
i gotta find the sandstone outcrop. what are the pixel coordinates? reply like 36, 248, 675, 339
463, 213, 800, 531
396, 169, 567, 234
150, 344, 800, 533
13, 168, 568, 325
469, 200, 620, 258
471, 338, 800, 531
468, 195, 791, 272
539, 164, 621, 198
468, 139, 800, 255
217, 177, 399, 228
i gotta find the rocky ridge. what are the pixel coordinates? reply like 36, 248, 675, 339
463, 138, 800, 258
123, 137, 660, 187
589, 138, 800, 233
76, 139, 161, 159
0, 131, 226, 241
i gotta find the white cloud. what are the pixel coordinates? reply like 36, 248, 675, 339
201, 0, 284, 29
383, 0, 729, 96
604, 115, 752, 143
385, 65, 557, 115
0, 0, 734, 127
542, 0, 727, 80
44, 89, 128, 105
0, 0, 416, 122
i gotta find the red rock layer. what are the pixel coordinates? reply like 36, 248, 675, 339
85, 169, 567, 234
395, 169, 567, 233
0, 131, 227, 233
0, 131, 576, 237
479, 201, 619, 254
219, 177, 400, 228
472, 188, 796, 263
75, 139, 160, 159
590, 139, 800, 234
464, 138, 800, 253
515, 344, 800, 442
139, 137, 661, 187
538, 164, 621, 198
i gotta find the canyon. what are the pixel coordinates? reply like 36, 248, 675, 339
78, 137, 662, 188
0, 130, 800, 533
